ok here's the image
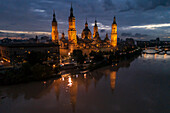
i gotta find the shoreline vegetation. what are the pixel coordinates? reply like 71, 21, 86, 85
87, 48, 142, 71
0, 48, 142, 85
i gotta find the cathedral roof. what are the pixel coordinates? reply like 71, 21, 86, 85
104, 33, 110, 42
82, 19, 91, 33
84, 37, 91, 42
60, 39, 68, 43
93, 32, 101, 40
82, 27, 91, 32
60, 32, 66, 41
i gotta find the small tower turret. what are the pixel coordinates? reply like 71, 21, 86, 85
60, 32, 65, 40
93, 18, 98, 38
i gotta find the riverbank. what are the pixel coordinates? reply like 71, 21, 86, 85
0, 48, 142, 86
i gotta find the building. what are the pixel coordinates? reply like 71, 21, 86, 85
68, 4, 77, 44
0, 42, 60, 64
52, 4, 118, 56
111, 16, 117, 47
81, 19, 92, 40
51, 10, 59, 43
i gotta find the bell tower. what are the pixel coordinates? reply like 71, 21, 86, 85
68, 3, 77, 44
51, 10, 59, 43
93, 19, 98, 38
111, 16, 117, 47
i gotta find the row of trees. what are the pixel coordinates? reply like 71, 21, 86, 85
72, 47, 142, 65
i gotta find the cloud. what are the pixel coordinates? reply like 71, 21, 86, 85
121, 23, 170, 30
102, 0, 116, 11
137, 0, 170, 11
100, 29, 106, 33
0, 30, 50, 39
121, 33, 133, 37
40, 0, 54, 3
91, 22, 111, 30
134, 33, 148, 37
162, 36, 170, 39
0, 30, 51, 35
119, 1, 134, 12
32, 9, 45, 13
118, 0, 170, 12
121, 32, 148, 38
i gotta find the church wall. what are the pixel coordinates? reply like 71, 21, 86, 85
60, 48, 69, 57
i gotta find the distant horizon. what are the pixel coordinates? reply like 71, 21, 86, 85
0, 30, 169, 42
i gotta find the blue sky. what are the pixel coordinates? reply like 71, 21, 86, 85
0, 0, 170, 40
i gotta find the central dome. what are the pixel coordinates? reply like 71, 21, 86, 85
81, 20, 92, 40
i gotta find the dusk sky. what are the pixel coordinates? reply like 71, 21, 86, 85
0, 0, 170, 40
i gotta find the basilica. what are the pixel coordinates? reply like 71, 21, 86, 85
51, 4, 117, 56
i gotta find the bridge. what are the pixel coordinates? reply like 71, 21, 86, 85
143, 46, 170, 55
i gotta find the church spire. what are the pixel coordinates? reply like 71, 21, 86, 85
113, 16, 117, 24
95, 18, 97, 26
70, 3, 74, 17
68, 2, 77, 44
85, 18, 88, 27
61, 32, 65, 40
53, 10, 56, 22
85, 18, 87, 24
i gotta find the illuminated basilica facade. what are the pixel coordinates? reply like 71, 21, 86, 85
51, 5, 118, 56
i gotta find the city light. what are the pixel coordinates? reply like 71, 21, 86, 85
68, 76, 72, 87
53, 64, 56, 68
84, 74, 86, 79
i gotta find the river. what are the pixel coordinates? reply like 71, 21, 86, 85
0, 53, 170, 113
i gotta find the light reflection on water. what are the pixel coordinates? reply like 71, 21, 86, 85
0, 54, 169, 113
143, 53, 170, 60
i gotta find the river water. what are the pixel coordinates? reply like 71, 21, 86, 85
0, 54, 170, 113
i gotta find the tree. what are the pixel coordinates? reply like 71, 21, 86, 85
89, 50, 96, 57
72, 50, 85, 64
93, 51, 104, 62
